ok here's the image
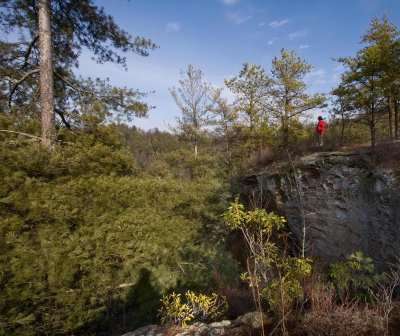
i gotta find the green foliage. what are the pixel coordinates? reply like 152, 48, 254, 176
158, 291, 227, 327
0, 0, 157, 141
329, 251, 385, 302
262, 257, 312, 312
225, 63, 272, 131
170, 65, 212, 156
223, 197, 285, 232
333, 15, 400, 147
0, 129, 235, 335
224, 198, 312, 319
269, 49, 327, 148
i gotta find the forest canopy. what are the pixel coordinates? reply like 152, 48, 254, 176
0, 1, 400, 334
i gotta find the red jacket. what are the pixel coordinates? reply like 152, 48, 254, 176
316, 119, 325, 133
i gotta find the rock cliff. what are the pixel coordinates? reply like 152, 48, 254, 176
239, 149, 400, 268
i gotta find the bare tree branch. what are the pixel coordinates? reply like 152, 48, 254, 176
22, 35, 39, 69
55, 107, 71, 129
53, 71, 84, 93
8, 68, 40, 108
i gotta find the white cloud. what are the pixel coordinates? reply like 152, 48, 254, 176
259, 22, 266, 27
219, 0, 239, 5
330, 64, 345, 82
333, 64, 345, 72
268, 37, 277, 45
269, 19, 290, 28
307, 66, 345, 87
299, 44, 309, 49
305, 68, 331, 87
227, 12, 251, 24
288, 30, 307, 39
308, 69, 327, 77
166, 22, 180, 32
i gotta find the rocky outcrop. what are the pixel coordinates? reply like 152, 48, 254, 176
240, 149, 400, 268
121, 312, 272, 336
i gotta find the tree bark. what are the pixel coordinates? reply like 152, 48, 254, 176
395, 98, 399, 141
340, 115, 345, 146
38, 0, 55, 148
370, 106, 376, 151
388, 96, 394, 141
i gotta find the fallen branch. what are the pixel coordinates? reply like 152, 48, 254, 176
0, 129, 41, 140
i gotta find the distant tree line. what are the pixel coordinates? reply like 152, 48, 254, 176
170, 15, 400, 156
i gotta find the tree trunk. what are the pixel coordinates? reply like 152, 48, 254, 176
388, 96, 394, 141
38, 0, 55, 148
340, 109, 345, 146
370, 107, 376, 151
282, 116, 289, 148
395, 98, 399, 141
225, 133, 232, 170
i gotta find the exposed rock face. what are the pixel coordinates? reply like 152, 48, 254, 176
240, 150, 400, 268
121, 312, 271, 336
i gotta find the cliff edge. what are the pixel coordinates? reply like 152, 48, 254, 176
240, 147, 400, 268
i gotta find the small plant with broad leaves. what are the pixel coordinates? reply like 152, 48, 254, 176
158, 291, 227, 327
223, 197, 312, 336
329, 251, 386, 302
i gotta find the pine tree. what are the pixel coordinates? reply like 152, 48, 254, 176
225, 63, 272, 131
169, 65, 212, 157
225, 62, 272, 154
336, 46, 386, 149
269, 49, 326, 148
334, 16, 400, 148
361, 15, 400, 141
0, 0, 157, 146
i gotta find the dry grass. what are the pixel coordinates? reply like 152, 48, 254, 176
301, 281, 385, 336
212, 271, 256, 319
242, 140, 400, 175
374, 141, 400, 171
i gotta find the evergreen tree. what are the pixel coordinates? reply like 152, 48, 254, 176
361, 15, 400, 141
269, 49, 326, 148
224, 62, 273, 156
336, 46, 386, 149
0, 0, 157, 146
225, 63, 271, 131
330, 84, 358, 145
209, 88, 238, 172
169, 65, 212, 157
0, 128, 235, 335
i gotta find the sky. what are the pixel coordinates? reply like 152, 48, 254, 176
77, 0, 400, 130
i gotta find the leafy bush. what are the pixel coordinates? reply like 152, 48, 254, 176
329, 251, 385, 302
223, 198, 312, 335
158, 291, 227, 327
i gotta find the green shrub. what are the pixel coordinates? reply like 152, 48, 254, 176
0, 139, 234, 335
329, 251, 385, 302
158, 291, 227, 327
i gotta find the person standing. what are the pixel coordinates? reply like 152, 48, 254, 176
316, 116, 325, 146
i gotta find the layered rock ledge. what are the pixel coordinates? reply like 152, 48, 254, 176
239, 149, 400, 268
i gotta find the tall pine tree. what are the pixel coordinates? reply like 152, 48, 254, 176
0, 0, 157, 147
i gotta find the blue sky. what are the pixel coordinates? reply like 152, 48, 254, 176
78, 0, 400, 130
